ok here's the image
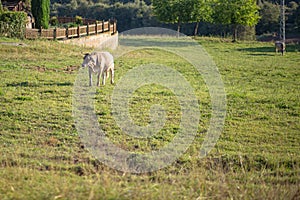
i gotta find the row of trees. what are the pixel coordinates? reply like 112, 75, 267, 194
48, 0, 300, 40
257, 0, 300, 35
152, 0, 260, 41
50, 0, 158, 32
4, 0, 298, 39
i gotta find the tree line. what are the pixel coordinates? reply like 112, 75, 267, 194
22, 0, 300, 39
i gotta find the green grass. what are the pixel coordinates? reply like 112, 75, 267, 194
0, 36, 299, 199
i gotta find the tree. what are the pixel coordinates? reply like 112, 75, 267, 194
152, 0, 195, 35
256, 1, 280, 35
295, 3, 300, 32
191, 0, 213, 36
213, 0, 260, 41
0, 0, 3, 13
286, 1, 300, 33
110, 1, 154, 32
31, 0, 50, 29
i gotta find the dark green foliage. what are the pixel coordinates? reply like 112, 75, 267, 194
75, 15, 83, 25
0, 11, 27, 38
296, 6, 300, 32
152, 0, 196, 33
31, 0, 50, 29
111, 1, 156, 32
256, 1, 280, 35
50, 0, 158, 33
256, 0, 300, 35
289, 1, 300, 33
0, 0, 3, 13
213, 0, 260, 41
48, 0, 300, 38
49, 16, 58, 26
238, 25, 256, 40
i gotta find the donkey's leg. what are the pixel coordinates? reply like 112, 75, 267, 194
102, 71, 106, 85
89, 68, 93, 86
106, 70, 109, 79
96, 72, 101, 87
111, 68, 114, 84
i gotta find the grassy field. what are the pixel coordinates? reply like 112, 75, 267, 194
0, 36, 299, 199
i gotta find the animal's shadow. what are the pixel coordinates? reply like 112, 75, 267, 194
237, 47, 277, 56
237, 43, 299, 56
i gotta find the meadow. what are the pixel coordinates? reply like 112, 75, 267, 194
0, 36, 299, 199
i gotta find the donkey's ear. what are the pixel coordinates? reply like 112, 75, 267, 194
83, 53, 90, 59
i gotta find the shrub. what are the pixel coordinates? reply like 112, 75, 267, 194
75, 15, 83, 25
238, 26, 256, 41
50, 16, 58, 26
0, 11, 27, 38
62, 22, 77, 29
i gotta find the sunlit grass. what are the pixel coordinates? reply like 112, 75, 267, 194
0, 36, 299, 199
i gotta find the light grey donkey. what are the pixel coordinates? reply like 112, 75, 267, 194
275, 41, 286, 56
82, 52, 115, 86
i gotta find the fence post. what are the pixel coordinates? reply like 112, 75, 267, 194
102, 20, 105, 33
108, 20, 111, 34
77, 25, 80, 37
66, 27, 69, 39
95, 22, 98, 34
39, 26, 42, 37
87, 23, 89, 36
53, 27, 57, 40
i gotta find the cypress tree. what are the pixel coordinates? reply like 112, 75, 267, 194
0, 0, 3, 13
31, 0, 50, 29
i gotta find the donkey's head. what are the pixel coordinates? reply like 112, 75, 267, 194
82, 53, 96, 68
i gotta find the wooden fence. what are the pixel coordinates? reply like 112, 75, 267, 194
25, 20, 117, 40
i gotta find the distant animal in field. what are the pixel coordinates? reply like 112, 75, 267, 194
82, 52, 115, 86
275, 41, 286, 56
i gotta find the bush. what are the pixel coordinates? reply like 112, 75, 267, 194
50, 16, 58, 26
75, 15, 83, 25
0, 11, 27, 38
62, 22, 77, 29
238, 26, 256, 41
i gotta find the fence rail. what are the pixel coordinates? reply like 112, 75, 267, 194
25, 20, 117, 40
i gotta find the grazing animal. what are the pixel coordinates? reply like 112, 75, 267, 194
275, 41, 286, 56
82, 52, 115, 86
